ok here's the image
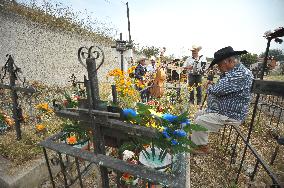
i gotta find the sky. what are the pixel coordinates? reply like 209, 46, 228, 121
19, 0, 284, 58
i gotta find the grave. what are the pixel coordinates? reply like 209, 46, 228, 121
39, 46, 191, 187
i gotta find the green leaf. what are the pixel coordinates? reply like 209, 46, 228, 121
176, 112, 188, 122
183, 124, 191, 132
119, 141, 137, 154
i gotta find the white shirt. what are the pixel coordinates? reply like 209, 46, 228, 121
146, 63, 156, 73
183, 55, 207, 75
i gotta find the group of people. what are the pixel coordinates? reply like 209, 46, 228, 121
133, 45, 254, 154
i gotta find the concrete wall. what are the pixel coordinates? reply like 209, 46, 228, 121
0, 3, 132, 86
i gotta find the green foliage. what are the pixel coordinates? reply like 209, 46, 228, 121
60, 120, 89, 144
122, 103, 207, 156
259, 49, 284, 61
240, 53, 258, 68
141, 46, 160, 58
63, 92, 79, 108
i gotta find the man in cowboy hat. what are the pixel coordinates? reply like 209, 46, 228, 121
191, 46, 253, 154
183, 45, 207, 105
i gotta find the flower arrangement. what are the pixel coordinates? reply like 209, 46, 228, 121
62, 93, 80, 108
60, 120, 89, 146
35, 103, 53, 114
120, 150, 139, 186
61, 78, 87, 109
0, 110, 14, 127
66, 135, 77, 145
0, 111, 14, 133
107, 67, 140, 108
121, 103, 207, 165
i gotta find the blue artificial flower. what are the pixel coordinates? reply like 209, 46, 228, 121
173, 129, 187, 137
162, 129, 170, 139
181, 119, 190, 125
171, 139, 178, 145
181, 119, 190, 128
162, 114, 178, 122
122, 108, 137, 117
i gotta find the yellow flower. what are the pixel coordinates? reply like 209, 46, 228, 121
148, 109, 163, 117
119, 79, 125, 85
108, 69, 125, 77
127, 66, 136, 74
67, 136, 77, 144
127, 89, 134, 96
36, 124, 45, 131
36, 103, 53, 113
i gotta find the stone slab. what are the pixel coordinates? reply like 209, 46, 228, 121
0, 155, 59, 188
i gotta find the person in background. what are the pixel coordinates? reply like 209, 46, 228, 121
134, 57, 148, 102
191, 46, 253, 154
183, 45, 207, 105
146, 56, 157, 74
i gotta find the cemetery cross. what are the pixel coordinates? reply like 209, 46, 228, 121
0, 55, 35, 140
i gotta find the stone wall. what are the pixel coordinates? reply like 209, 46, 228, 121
0, 3, 134, 86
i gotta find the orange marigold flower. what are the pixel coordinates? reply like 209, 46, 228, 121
36, 124, 45, 131
67, 136, 77, 144
122, 173, 132, 180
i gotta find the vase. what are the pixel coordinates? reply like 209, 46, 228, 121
138, 147, 172, 172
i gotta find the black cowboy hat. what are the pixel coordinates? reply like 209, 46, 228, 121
209, 46, 248, 68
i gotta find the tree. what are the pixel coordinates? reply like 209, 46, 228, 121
141, 46, 160, 58
259, 49, 284, 61
240, 53, 258, 68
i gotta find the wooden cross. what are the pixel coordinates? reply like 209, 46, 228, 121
0, 55, 35, 140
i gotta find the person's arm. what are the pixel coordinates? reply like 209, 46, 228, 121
183, 58, 193, 70
207, 74, 251, 96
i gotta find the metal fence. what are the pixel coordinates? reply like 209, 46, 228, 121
219, 80, 284, 187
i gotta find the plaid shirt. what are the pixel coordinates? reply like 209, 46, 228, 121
206, 63, 253, 121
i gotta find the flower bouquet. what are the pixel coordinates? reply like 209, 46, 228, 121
107, 67, 140, 109
60, 120, 90, 148
0, 110, 14, 134
120, 103, 207, 170
63, 93, 80, 108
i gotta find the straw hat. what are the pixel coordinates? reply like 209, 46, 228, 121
150, 56, 156, 61
190, 45, 202, 51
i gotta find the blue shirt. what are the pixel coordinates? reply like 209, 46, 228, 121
206, 63, 253, 121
